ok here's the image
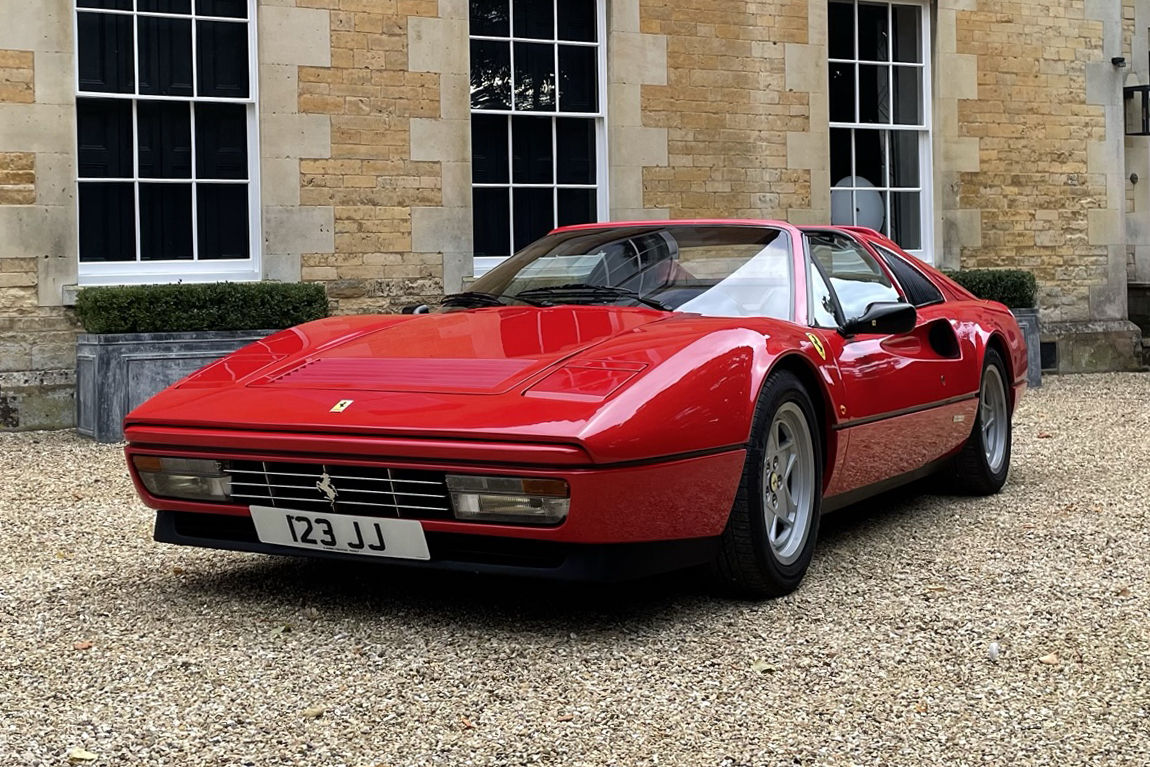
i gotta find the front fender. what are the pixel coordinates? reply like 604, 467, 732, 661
571, 318, 844, 464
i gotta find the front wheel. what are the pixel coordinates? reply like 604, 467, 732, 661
711, 371, 823, 598
948, 347, 1012, 495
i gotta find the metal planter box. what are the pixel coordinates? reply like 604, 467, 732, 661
76, 330, 274, 443
1010, 307, 1042, 389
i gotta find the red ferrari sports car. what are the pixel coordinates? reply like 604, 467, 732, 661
124, 221, 1026, 596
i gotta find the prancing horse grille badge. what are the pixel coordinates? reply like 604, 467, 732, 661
316, 470, 339, 512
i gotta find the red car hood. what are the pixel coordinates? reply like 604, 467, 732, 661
125, 306, 803, 462
128, 306, 669, 435
245, 306, 660, 395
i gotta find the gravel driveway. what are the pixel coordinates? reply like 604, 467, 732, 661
2, 373, 1148, 766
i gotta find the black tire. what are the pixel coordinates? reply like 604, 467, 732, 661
948, 347, 1012, 495
711, 370, 823, 598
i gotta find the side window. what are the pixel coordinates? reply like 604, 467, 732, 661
872, 243, 945, 308
808, 261, 839, 328
807, 233, 901, 320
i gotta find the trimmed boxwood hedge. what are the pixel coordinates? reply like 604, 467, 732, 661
75, 282, 330, 334
946, 268, 1037, 309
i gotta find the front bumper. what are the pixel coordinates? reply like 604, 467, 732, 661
154, 510, 720, 581
127, 429, 746, 580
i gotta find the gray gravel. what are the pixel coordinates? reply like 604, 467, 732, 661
2, 373, 1149, 766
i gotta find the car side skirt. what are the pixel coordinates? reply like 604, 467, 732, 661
821, 455, 955, 514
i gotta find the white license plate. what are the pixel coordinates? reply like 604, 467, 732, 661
250, 506, 430, 561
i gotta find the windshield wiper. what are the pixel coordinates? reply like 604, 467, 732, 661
515, 284, 671, 311
440, 291, 549, 308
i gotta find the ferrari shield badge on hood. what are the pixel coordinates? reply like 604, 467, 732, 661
330, 399, 354, 413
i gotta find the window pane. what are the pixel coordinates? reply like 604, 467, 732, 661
77, 12, 134, 94
473, 188, 510, 257
558, 0, 596, 42
829, 127, 852, 185
78, 0, 132, 9
196, 103, 248, 179
513, 187, 553, 250
79, 183, 135, 262
77, 98, 133, 178
513, 0, 553, 40
829, 63, 854, 122
828, 1, 853, 59
470, 40, 511, 109
514, 42, 555, 111
807, 233, 899, 320
140, 0, 191, 12
857, 2, 889, 62
198, 21, 250, 98
471, 114, 509, 183
808, 262, 839, 328
198, 184, 250, 259
512, 117, 552, 184
557, 188, 595, 227
889, 130, 919, 188
893, 66, 922, 125
197, 0, 247, 18
892, 4, 921, 63
830, 189, 853, 226
138, 102, 192, 179
138, 16, 193, 96
890, 192, 921, 250
139, 183, 193, 260
470, 0, 509, 37
858, 64, 889, 123
854, 129, 886, 188
558, 45, 596, 113
556, 118, 595, 184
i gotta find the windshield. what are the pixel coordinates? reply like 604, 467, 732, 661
462, 225, 794, 320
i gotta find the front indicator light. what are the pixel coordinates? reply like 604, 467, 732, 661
132, 456, 231, 502
445, 475, 569, 525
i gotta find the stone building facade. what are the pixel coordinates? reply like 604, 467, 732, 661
0, 0, 1146, 430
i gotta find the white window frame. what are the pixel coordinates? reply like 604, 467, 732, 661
469, 0, 609, 276
828, 0, 933, 262
73, 0, 262, 285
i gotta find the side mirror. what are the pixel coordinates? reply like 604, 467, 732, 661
401, 303, 430, 315
841, 302, 917, 336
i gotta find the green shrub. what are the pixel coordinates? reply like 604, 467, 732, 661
75, 282, 330, 334
946, 269, 1037, 309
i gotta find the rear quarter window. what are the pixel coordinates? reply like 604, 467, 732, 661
872, 244, 944, 308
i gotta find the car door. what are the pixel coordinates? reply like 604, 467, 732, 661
804, 232, 976, 497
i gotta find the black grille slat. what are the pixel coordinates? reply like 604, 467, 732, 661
225, 460, 452, 519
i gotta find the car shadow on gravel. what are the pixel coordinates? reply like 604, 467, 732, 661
166, 480, 950, 630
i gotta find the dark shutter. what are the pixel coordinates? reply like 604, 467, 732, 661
197, 20, 249, 98
79, 183, 136, 262
197, 185, 249, 259
137, 101, 192, 179
137, 16, 194, 96
77, 98, 133, 178
77, 12, 134, 93
195, 103, 248, 179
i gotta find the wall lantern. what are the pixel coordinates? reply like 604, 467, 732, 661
1125, 84, 1150, 136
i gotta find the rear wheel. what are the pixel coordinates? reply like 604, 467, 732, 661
711, 371, 822, 598
949, 347, 1012, 495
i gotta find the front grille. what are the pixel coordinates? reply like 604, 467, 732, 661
224, 460, 452, 520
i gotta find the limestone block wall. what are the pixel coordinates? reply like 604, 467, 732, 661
0, 2, 81, 429
947, 0, 1126, 324
637, 0, 826, 223
292, 0, 449, 314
